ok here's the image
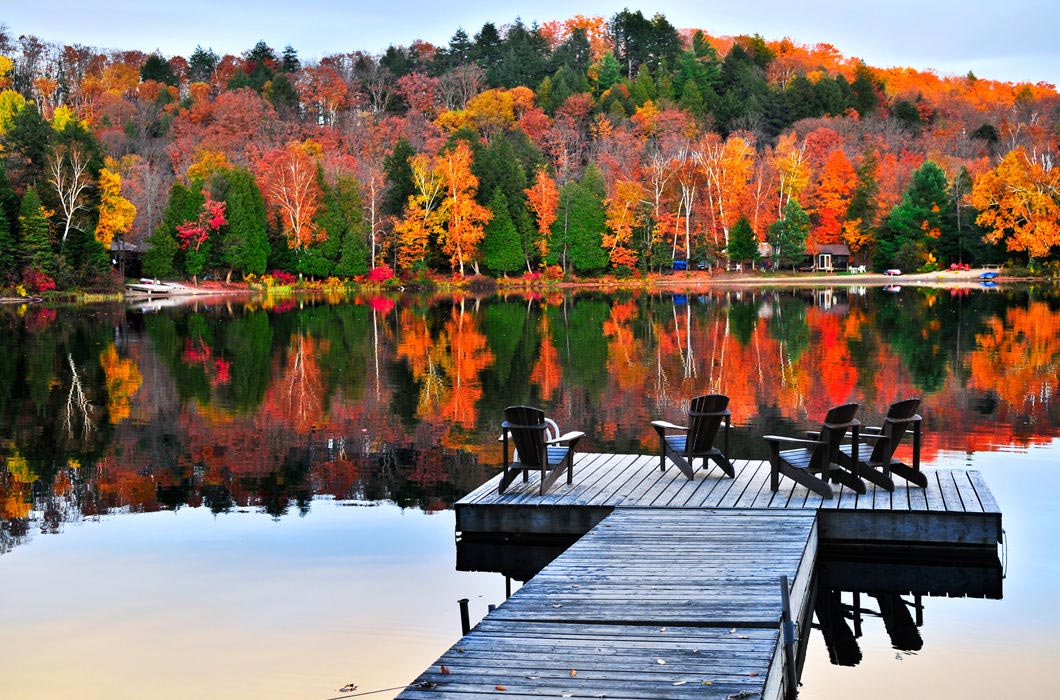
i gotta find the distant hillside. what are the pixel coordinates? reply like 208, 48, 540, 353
0, 10, 1057, 289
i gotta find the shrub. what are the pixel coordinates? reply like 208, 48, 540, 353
23, 269, 56, 293
543, 265, 564, 280
367, 264, 395, 283
270, 269, 297, 286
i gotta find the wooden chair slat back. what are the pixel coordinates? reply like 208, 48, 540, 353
873, 397, 921, 462
812, 402, 860, 469
504, 405, 548, 467
686, 394, 729, 454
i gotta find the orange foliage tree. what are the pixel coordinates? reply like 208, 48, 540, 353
603, 179, 645, 269
436, 141, 492, 276
525, 167, 559, 259
970, 147, 1060, 259
810, 149, 856, 245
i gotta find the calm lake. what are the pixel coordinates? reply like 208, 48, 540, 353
1, 284, 1058, 699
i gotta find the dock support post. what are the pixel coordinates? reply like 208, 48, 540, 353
780, 575, 798, 699
458, 598, 470, 635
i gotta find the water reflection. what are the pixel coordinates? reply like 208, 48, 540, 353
1, 286, 1058, 555
813, 550, 1003, 667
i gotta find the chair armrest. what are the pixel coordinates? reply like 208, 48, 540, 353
650, 420, 688, 432
763, 435, 825, 447
547, 431, 586, 444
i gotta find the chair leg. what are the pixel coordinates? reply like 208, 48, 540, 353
854, 462, 895, 491
829, 464, 866, 495
709, 452, 736, 478
889, 461, 928, 488
786, 465, 835, 499
663, 443, 695, 480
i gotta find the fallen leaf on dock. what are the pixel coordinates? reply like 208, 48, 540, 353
440, 665, 451, 675
570, 669, 577, 677
495, 686, 507, 691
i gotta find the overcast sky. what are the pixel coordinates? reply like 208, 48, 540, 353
3, 1, 1057, 87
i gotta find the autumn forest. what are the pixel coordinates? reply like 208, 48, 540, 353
0, 11, 1059, 292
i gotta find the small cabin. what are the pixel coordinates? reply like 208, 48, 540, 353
808, 243, 851, 272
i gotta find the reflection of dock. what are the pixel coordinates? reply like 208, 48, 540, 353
402, 456, 1002, 700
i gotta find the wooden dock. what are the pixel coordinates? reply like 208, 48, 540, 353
401, 455, 1002, 699
400, 509, 817, 700
456, 455, 1002, 547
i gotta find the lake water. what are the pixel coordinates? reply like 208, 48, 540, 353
1, 284, 1057, 699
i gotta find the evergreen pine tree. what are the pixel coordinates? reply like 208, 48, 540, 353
767, 199, 810, 270
382, 138, 416, 219
219, 168, 269, 280
482, 191, 524, 275
726, 216, 761, 266
18, 187, 55, 277
562, 165, 608, 275
333, 176, 370, 277
876, 161, 951, 271
144, 180, 203, 278
0, 207, 16, 284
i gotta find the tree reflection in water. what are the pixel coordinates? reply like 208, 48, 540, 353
1, 285, 1057, 554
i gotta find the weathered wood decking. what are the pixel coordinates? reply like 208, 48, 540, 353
403, 454, 1002, 700
456, 455, 1002, 547
400, 509, 817, 700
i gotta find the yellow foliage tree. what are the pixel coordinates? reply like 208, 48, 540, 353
395, 152, 445, 270
187, 150, 233, 181
0, 55, 13, 89
0, 88, 26, 135
96, 166, 137, 249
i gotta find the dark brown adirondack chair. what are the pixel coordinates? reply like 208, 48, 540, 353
499, 405, 585, 496
839, 398, 926, 490
763, 402, 866, 499
651, 394, 735, 480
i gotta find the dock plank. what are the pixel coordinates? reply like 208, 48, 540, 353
403, 509, 814, 700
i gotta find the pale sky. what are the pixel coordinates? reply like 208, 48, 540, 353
3, 1, 1058, 87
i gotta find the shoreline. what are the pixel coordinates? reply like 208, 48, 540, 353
2, 268, 1050, 305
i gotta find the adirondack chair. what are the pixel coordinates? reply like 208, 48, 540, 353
838, 398, 927, 490
499, 405, 585, 496
763, 402, 866, 499
651, 394, 735, 480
